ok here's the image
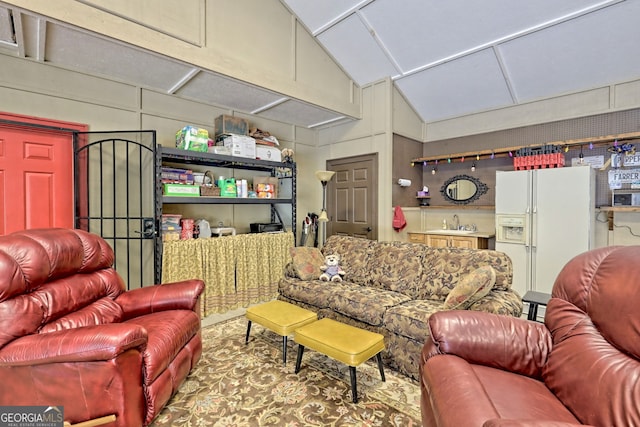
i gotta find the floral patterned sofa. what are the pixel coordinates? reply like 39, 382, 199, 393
277, 235, 523, 380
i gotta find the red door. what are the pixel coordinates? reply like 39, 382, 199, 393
0, 112, 87, 235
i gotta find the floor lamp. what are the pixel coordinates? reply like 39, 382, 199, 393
315, 170, 335, 245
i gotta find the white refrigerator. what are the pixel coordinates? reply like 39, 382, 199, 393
495, 166, 595, 298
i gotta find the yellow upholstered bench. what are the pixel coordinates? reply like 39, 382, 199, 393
293, 317, 385, 403
245, 300, 317, 365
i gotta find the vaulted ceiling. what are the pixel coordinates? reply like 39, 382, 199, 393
282, 0, 640, 123
1, 1, 639, 130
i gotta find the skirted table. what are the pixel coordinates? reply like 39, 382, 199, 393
162, 232, 294, 317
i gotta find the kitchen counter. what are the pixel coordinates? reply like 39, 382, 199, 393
407, 230, 495, 249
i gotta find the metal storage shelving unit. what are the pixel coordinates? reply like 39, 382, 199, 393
156, 144, 297, 236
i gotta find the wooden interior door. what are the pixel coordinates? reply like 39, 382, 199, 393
0, 113, 86, 235
326, 154, 378, 240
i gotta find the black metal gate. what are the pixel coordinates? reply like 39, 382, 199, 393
73, 131, 159, 289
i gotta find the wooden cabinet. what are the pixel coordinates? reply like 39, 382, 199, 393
408, 232, 491, 249
407, 232, 426, 243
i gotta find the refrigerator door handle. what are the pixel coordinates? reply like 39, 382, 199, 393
531, 211, 537, 248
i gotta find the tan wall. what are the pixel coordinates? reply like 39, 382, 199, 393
318, 79, 396, 240
392, 86, 424, 141
426, 78, 640, 142
4, 0, 360, 120
0, 52, 320, 240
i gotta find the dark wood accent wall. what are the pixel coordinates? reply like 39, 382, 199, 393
420, 156, 511, 207
392, 108, 640, 208
392, 134, 423, 207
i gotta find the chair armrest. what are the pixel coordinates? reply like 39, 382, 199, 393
484, 420, 594, 427
0, 324, 147, 366
424, 310, 552, 379
116, 279, 205, 320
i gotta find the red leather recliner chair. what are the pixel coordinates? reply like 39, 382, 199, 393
420, 245, 640, 426
0, 228, 205, 426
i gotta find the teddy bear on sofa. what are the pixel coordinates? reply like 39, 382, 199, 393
319, 254, 345, 282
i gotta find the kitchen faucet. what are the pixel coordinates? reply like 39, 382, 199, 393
452, 214, 459, 230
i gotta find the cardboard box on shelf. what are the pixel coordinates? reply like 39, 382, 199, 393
217, 135, 256, 159
176, 126, 209, 152
255, 145, 282, 162
214, 114, 248, 137
163, 183, 201, 197
162, 228, 181, 242
253, 176, 278, 198
161, 167, 194, 184
207, 145, 232, 156
161, 214, 182, 229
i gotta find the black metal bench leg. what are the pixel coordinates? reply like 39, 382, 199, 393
376, 353, 386, 382
527, 302, 539, 321
349, 366, 358, 403
282, 336, 288, 365
295, 345, 305, 373
245, 321, 252, 344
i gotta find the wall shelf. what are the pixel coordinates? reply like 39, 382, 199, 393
598, 206, 640, 212
157, 145, 297, 237
163, 196, 293, 204
411, 131, 640, 165
419, 205, 495, 210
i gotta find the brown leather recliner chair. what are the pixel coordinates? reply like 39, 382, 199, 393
420, 245, 640, 427
0, 228, 205, 426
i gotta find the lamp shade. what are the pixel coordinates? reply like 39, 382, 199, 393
315, 170, 336, 183
318, 210, 329, 222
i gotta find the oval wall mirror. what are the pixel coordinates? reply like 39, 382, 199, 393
440, 174, 488, 205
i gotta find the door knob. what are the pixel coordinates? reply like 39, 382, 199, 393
134, 218, 156, 239
365, 227, 372, 232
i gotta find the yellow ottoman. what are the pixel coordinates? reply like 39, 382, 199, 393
245, 300, 317, 365
293, 317, 385, 403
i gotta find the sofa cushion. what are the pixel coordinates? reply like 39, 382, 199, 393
278, 276, 335, 309
419, 248, 512, 301
327, 283, 411, 326
468, 290, 523, 316
289, 247, 324, 280
384, 299, 443, 343
39, 297, 123, 333
369, 242, 425, 297
321, 235, 375, 285
443, 266, 496, 310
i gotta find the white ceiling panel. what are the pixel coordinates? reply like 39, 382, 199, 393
44, 24, 193, 91
4, 1, 640, 129
500, 1, 640, 102
282, 0, 363, 33
283, 0, 638, 124
396, 49, 514, 122
317, 13, 400, 85
176, 71, 286, 114
360, 0, 609, 72
257, 99, 345, 128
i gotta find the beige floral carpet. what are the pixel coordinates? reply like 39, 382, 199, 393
151, 316, 422, 426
